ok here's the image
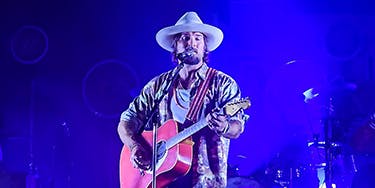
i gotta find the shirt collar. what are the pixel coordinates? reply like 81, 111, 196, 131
195, 63, 209, 81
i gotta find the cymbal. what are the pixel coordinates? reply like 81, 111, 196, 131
307, 141, 342, 148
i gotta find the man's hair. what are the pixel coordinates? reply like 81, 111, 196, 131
171, 33, 209, 63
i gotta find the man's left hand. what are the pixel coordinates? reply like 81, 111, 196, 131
206, 112, 229, 134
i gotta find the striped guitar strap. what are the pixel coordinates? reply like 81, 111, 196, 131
184, 67, 217, 123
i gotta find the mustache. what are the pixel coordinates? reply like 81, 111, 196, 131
184, 46, 197, 54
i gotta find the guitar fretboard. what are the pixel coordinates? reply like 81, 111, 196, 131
166, 118, 207, 149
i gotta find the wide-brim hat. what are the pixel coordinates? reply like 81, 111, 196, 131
156, 12, 224, 52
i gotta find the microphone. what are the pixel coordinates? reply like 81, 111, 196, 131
177, 51, 193, 61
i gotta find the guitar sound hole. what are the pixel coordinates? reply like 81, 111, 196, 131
157, 141, 167, 161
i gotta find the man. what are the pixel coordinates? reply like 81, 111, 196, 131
117, 12, 248, 188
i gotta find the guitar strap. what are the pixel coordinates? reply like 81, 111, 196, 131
184, 67, 217, 124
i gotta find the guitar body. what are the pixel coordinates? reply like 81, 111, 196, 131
119, 120, 193, 188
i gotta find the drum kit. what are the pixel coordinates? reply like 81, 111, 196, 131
227, 128, 357, 188
227, 140, 358, 188
227, 83, 363, 188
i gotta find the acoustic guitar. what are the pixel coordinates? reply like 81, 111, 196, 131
119, 98, 251, 188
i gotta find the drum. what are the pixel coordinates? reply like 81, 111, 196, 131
306, 140, 342, 169
265, 166, 308, 188
227, 176, 261, 188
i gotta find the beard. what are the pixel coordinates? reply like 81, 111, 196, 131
182, 55, 200, 65
181, 46, 200, 65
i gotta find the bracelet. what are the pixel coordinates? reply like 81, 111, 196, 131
216, 121, 230, 136
370, 121, 375, 130
369, 113, 375, 130
129, 143, 141, 151
223, 121, 230, 134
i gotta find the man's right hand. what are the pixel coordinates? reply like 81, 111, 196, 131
130, 144, 152, 170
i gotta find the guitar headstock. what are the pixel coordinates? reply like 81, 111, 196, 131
224, 98, 251, 116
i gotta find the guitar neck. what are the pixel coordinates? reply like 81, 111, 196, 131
166, 118, 207, 149
164, 98, 250, 150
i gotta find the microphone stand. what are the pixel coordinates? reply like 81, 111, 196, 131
27, 79, 38, 188
144, 63, 184, 188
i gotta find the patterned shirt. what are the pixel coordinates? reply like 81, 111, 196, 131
120, 63, 247, 187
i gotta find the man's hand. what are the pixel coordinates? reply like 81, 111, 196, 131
130, 144, 152, 171
206, 111, 229, 135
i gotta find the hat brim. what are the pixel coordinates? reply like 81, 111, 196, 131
156, 23, 224, 52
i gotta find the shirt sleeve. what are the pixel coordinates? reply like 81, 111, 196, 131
214, 71, 249, 125
120, 77, 157, 133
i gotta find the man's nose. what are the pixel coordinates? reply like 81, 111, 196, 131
185, 37, 195, 47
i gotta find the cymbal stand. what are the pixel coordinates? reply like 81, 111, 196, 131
323, 97, 334, 188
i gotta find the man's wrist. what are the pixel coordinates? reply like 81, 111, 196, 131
370, 112, 375, 130
216, 121, 230, 136
222, 121, 230, 134
129, 144, 141, 152
128, 138, 141, 151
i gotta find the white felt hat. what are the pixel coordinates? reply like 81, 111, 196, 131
156, 12, 224, 52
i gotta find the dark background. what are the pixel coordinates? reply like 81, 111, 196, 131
1, 0, 374, 187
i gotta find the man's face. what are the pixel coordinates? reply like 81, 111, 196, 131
176, 32, 206, 65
